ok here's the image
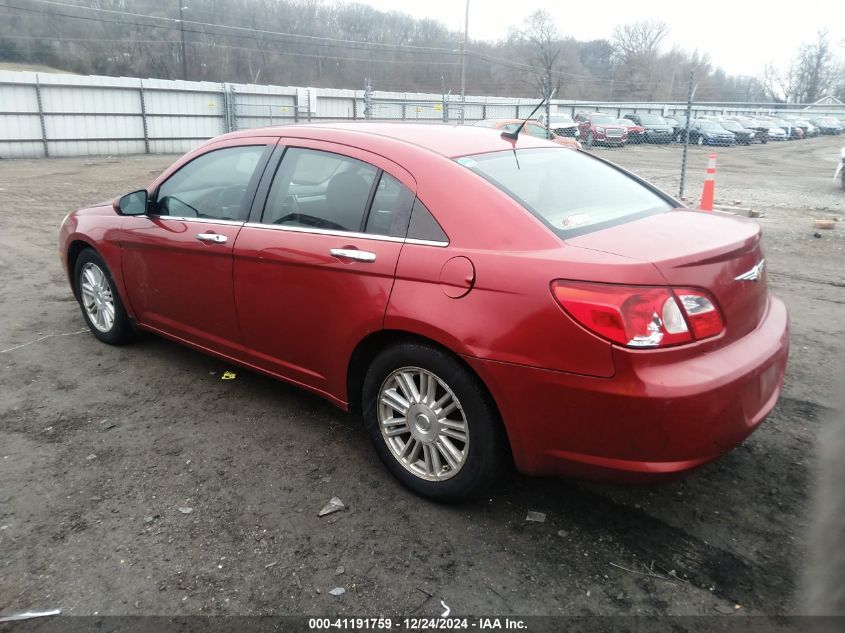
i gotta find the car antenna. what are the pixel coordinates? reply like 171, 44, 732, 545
500, 94, 550, 142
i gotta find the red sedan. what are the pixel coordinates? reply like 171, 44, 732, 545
59, 123, 789, 501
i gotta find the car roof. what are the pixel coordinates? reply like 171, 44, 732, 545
216, 122, 554, 159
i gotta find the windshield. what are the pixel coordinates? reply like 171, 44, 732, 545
590, 115, 617, 125
549, 116, 574, 126
719, 120, 742, 131
455, 148, 672, 237
638, 114, 667, 125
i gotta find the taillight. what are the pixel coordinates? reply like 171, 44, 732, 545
551, 281, 724, 348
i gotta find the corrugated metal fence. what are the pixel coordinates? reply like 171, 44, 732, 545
2, 70, 843, 159
0, 71, 555, 158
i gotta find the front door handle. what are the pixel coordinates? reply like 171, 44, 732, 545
196, 233, 227, 244
330, 248, 376, 263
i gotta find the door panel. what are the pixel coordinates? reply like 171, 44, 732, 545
121, 219, 245, 356
120, 141, 275, 355
233, 228, 403, 394
233, 139, 416, 402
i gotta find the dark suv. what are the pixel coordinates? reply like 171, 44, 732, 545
622, 113, 674, 143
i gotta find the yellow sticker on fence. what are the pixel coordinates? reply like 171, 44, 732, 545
221, 371, 237, 380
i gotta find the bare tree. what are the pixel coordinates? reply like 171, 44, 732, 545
510, 10, 563, 135
611, 20, 669, 100
611, 20, 669, 62
761, 32, 841, 103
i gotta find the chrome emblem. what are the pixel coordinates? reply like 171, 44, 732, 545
735, 259, 766, 282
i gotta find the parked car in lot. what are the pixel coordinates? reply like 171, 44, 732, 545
574, 112, 628, 147
474, 119, 582, 149
57, 123, 789, 500
727, 116, 769, 143
688, 119, 737, 146
621, 113, 674, 143
762, 117, 803, 140
765, 123, 789, 141
715, 119, 757, 145
810, 117, 844, 135
618, 118, 646, 144
536, 112, 581, 139
785, 117, 819, 137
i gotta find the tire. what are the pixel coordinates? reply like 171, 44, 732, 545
362, 342, 507, 502
74, 248, 134, 345
761, 136, 768, 144
841, 169, 845, 192
586, 132, 595, 148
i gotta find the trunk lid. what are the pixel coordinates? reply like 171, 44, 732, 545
565, 210, 769, 345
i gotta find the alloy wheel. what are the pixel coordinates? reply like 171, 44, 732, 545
377, 366, 469, 482
80, 262, 115, 333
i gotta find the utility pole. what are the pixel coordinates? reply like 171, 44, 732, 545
364, 78, 372, 119
441, 76, 449, 123
545, 72, 553, 139
459, 0, 469, 124
178, 3, 188, 81
679, 71, 695, 199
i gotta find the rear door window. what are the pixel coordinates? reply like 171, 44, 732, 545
262, 148, 378, 232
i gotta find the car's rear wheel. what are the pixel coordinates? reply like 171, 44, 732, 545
362, 342, 506, 502
74, 248, 134, 345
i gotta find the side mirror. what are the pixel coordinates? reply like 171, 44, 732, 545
117, 189, 148, 216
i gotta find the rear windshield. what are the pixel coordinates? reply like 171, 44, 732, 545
456, 148, 673, 237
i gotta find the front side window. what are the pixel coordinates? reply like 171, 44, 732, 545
262, 148, 378, 232
154, 145, 266, 221
456, 148, 672, 238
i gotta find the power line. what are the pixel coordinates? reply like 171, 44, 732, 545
0, 32, 461, 67
19, 0, 463, 55
5, 2, 700, 92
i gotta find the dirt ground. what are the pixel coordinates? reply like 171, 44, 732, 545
1, 134, 843, 620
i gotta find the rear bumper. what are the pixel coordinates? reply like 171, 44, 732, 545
466, 295, 789, 482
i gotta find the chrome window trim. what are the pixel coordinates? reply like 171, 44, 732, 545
242, 222, 449, 247
147, 215, 246, 226
405, 238, 449, 247
243, 222, 405, 243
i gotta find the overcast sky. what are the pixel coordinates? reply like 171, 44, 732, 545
355, 0, 845, 77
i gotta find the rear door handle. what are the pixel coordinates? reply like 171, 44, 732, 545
196, 233, 227, 244
330, 248, 376, 263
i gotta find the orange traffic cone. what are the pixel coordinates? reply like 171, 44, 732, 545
699, 153, 717, 212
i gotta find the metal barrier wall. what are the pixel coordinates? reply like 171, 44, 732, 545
1, 70, 843, 158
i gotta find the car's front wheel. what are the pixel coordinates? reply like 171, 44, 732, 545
74, 248, 134, 344
362, 342, 506, 502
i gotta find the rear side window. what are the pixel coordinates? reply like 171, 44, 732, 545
407, 199, 448, 243
365, 172, 415, 237
154, 145, 266, 221
456, 148, 672, 238
262, 148, 377, 232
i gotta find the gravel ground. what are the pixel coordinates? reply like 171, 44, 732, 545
0, 133, 843, 619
